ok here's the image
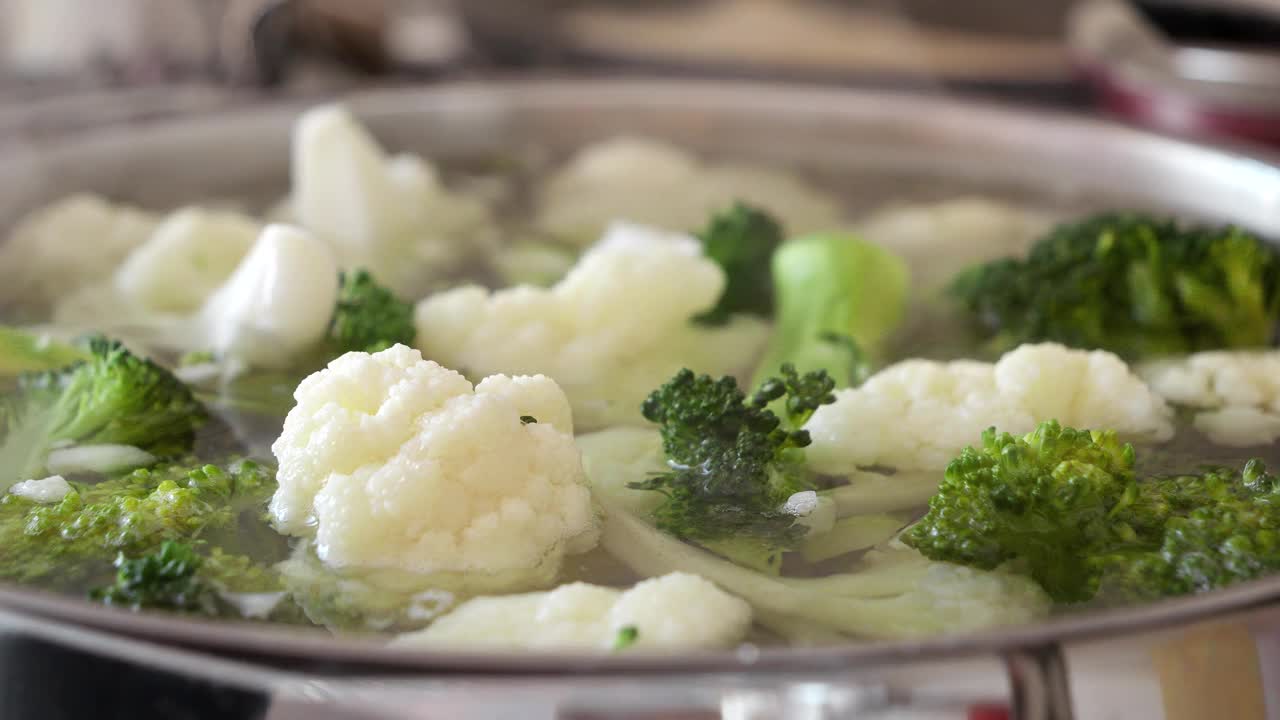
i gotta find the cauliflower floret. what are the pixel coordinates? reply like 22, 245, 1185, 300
290, 104, 495, 299
537, 137, 843, 247
393, 572, 752, 651
805, 343, 1174, 472
270, 344, 598, 577
114, 207, 261, 313
1140, 351, 1280, 446
415, 222, 771, 430
856, 198, 1055, 293
52, 223, 338, 370
0, 194, 159, 317
198, 224, 338, 368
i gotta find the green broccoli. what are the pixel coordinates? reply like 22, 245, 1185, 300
950, 212, 1280, 358
904, 420, 1280, 603
91, 541, 221, 614
327, 269, 416, 354
0, 460, 274, 585
752, 233, 909, 390
630, 364, 835, 573
87, 540, 288, 617
904, 421, 1136, 602
0, 337, 206, 490
613, 625, 640, 651
694, 202, 785, 325
1098, 459, 1280, 600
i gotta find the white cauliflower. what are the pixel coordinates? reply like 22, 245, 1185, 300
1140, 350, 1280, 446
537, 137, 843, 247
393, 572, 752, 651
856, 197, 1055, 293
270, 344, 599, 579
290, 104, 495, 299
805, 343, 1174, 473
197, 224, 338, 368
415, 222, 771, 430
56, 223, 339, 370
0, 194, 159, 317
114, 207, 261, 313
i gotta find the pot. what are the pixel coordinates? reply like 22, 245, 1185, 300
2, 79, 1280, 720
1070, 0, 1280, 148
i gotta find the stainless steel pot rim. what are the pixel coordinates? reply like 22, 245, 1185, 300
4, 570, 1280, 674
0, 77, 1278, 671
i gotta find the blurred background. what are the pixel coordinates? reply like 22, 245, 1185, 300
0, 0, 1275, 146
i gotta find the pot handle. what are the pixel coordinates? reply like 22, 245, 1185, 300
1004, 644, 1075, 720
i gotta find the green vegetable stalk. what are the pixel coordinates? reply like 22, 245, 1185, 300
752, 233, 909, 389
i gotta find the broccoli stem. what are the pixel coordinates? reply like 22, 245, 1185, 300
752, 233, 909, 389
598, 491, 945, 639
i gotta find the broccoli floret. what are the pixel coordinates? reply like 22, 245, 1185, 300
950, 212, 1280, 358
904, 420, 1280, 603
0, 460, 273, 585
694, 203, 785, 325
1099, 459, 1280, 599
0, 337, 206, 490
630, 365, 835, 572
327, 269, 416, 354
751, 233, 908, 390
86, 540, 288, 618
904, 421, 1136, 602
90, 541, 221, 614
